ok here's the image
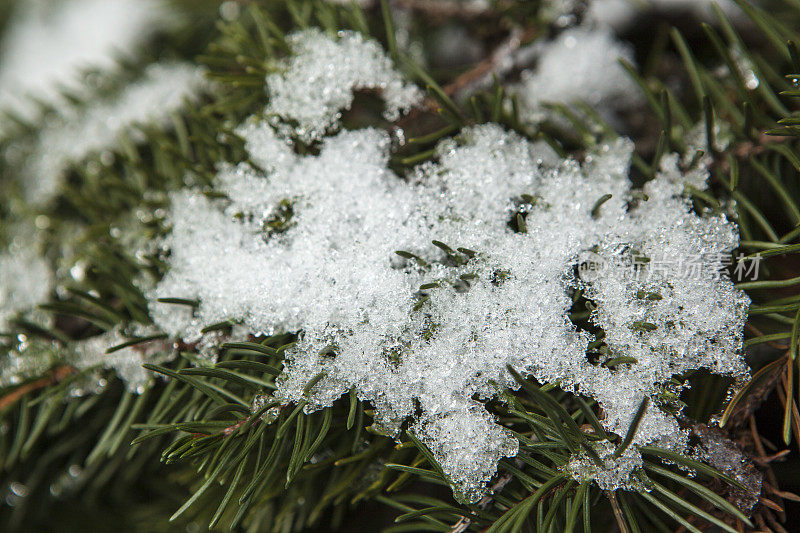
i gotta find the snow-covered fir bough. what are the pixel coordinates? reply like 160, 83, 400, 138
1, 0, 799, 531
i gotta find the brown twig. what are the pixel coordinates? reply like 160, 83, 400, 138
606, 490, 632, 533
733, 133, 792, 158
396, 24, 536, 134
0, 365, 75, 411
712, 132, 792, 174
442, 26, 536, 99
748, 415, 787, 526
222, 417, 250, 436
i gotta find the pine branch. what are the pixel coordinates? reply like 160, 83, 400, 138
3, 0, 800, 530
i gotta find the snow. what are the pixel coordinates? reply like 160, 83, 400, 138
0, 0, 176, 130
0, 237, 166, 392
512, 26, 640, 123
20, 62, 206, 205
0, 328, 169, 393
71, 329, 169, 394
0, 339, 61, 389
0, 228, 54, 385
265, 29, 422, 142
152, 119, 749, 499
0, 245, 52, 332
566, 440, 644, 491
587, 0, 743, 30
412, 404, 520, 500
0, 2, 756, 500
693, 424, 762, 512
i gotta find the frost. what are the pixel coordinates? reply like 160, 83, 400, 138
265, 29, 422, 142
0, 246, 53, 331
0, 0, 176, 129
20, 62, 206, 204
512, 26, 640, 124
152, 120, 749, 498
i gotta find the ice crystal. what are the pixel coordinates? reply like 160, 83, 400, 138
265, 29, 422, 141
0, 0, 175, 129
20, 62, 205, 204
513, 26, 640, 123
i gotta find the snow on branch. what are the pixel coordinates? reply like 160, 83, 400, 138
512, 26, 640, 124
18, 62, 206, 205
151, 116, 749, 499
0, 245, 52, 333
266, 29, 422, 142
0, 0, 177, 130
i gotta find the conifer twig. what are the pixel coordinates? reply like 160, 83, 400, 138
0, 365, 75, 410
442, 26, 536, 99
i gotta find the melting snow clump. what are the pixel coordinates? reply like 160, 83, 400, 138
0, 242, 166, 392
0, 236, 55, 387
693, 424, 762, 512
566, 441, 644, 491
266, 29, 422, 141
1, 329, 170, 393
